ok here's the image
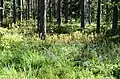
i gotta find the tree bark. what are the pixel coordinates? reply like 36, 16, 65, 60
13, 0, 16, 24
105, 0, 109, 23
0, 0, 3, 26
96, 0, 101, 33
53, 0, 56, 19
64, 0, 68, 23
57, 0, 62, 26
88, 0, 91, 24
18, 0, 22, 21
81, 0, 85, 28
37, 0, 40, 31
69, 0, 72, 22
38, 0, 46, 39
49, 0, 52, 22
26, 0, 30, 20
112, 0, 118, 32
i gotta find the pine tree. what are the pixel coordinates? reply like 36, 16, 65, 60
0, 0, 3, 26
38, 0, 46, 39
57, 0, 62, 26
81, 0, 85, 28
13, 0, 16, 24
112, 0, 118, 32
96, 0, 101, 33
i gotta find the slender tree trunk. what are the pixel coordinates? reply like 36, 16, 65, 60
112, 0, 118, 32
32, 0, 36, 19
49, 0, 52, 22
35, 0, 38, 19
38, 0, 46, 39
18, 0, 22, 21
81, 0, 85, 28
70, 0, 72, 22
64, 0, 68, 23
57, 0, 62, 26
88, 0, 91, 24
13, 0, 16, 24
37, 0, 40, 31
106, 0, 109, 23
91, 0, 94, 23
0, 0, 3, 26
101, 1, 104, 15
53, 0, 56, 19
31, 0, 33, 15
26, 0, 30, 20
96, 0, 101, 33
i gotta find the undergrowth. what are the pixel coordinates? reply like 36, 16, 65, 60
0, 22, 120, 79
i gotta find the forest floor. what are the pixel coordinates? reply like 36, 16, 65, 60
0, 22, 120, 79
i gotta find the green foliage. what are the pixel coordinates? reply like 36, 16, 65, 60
0, 23, 120, 79
47, 23, 79, 34
1, 0, 120, 78
112, 65, 120, 79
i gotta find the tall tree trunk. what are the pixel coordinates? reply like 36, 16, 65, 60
64, 0, 68, 23
96, 0, 101, 33
32, 0, 35, 19
112, 0, 118, 32
105, 0, 109, 24
49, 0, 52, 22
26, 0, 30, 20
101, 0, 104, 15
0, 0, 3, 26
69, 0, 72, 22
37, 0, 40, 32
88, 0, 91, 24
81, 0, 85, 28
38, 0, 46, 39
35, 0, 38, 19
53, 0, 56, 19
57, 0, 62, 26
18, 0, 22, 21
13, 0, 16, 24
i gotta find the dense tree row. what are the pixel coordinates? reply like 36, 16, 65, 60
0, 0, 119, 39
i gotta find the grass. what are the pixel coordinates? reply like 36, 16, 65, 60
0, 21, 120, 79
